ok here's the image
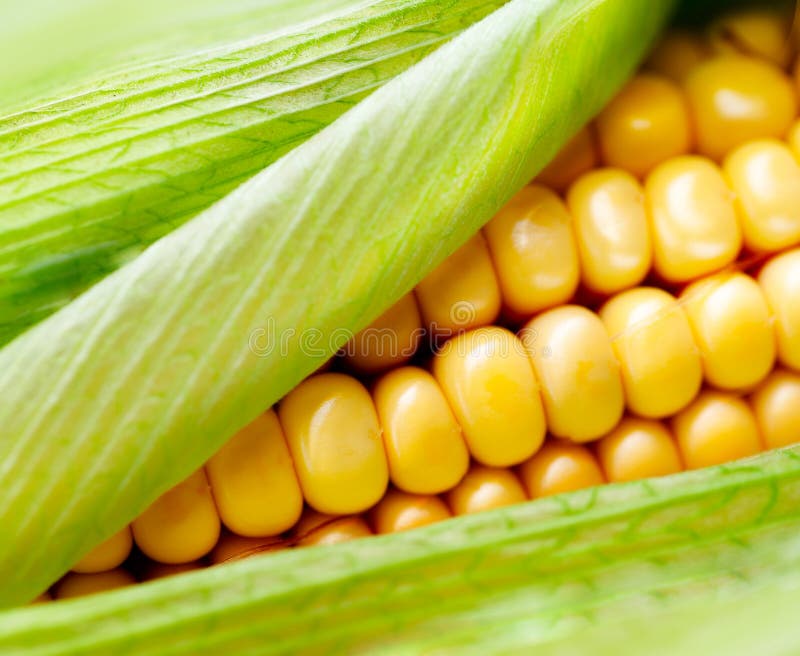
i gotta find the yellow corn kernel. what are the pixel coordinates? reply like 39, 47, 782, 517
566, 168, 651, 295
645, 155, 741, 282
143, 562, 203, 581
680, 272, 775, 390
646, 30, 711, 83
750, 368, 800, 449
707, 9, 793, 69
522, 306, 624, 442
371, 489, 452, 534
596, 417, 683, 482
373, 367, 469, 494
294, 512, 373, 547
786, 118, 800, 169
210, 533, 285, 565
684, 55, 797, 161
596, 74, 693, 178
279, 373, 388, 515
724, 139, 800, 252
71, 526, 132, 574
672, 391, 763, 469
54, 570, 136, 600
206, 410, 303, 538
483, 185, 580, 317
433, 327, 545, 466
446, 465, 527, 515
131, 469, 221, 565
517, 441, 604, 498
415, 233, 501, 336
600, 287, 702, 418
758, 248, 800, 371
536, 126, 598, 192
344, 293, 423, 374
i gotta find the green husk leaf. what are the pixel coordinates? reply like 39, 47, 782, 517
2, 447, 800, 654
0, 0, 507, 345
0, 0, 674, 606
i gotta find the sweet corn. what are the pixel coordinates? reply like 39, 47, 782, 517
522, 305, 624, 442
293, 512, 373, 547
750, 368, 800, 449
210, 534, 285, 565
536, 126, 598, 192
758, 248, 800, 371
433, 327, 546, 467
566, 168, 651, 295
707, 8, 793, 69
206, 410, 303, 537
596, 74, 693, 177
71, 526, 132, 574
672, 391, 763, 469
371, 489, 452, 534
54, 570, 136, 600
517, 441, 605, 498
373, 366, 469, 494
646, 30, 710, 82
596, 417, 683, 482
131, 469, 221, 565
684, 55, 797, 161
446, 465, 527, 515
279, 373, 388, 515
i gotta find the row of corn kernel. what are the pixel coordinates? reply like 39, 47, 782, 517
53, 364, 800, 600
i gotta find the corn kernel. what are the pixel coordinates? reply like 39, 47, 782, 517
446, 465, 527, 515
484, 185, 580, 317
143, 562, 203, 581
596, 74, 693, 177
373, 366, 469, 494
517, 441, 604, 497
600, 287, 702, 418
536, 126, 598, 192
758, 248, 800, 371
294, 512, 373, 547
647, 30, 711, 82
750, 368, 800, 449
344, 293, 422, 373
724, 139, 800, 252
684, 55, 797, 161
71, 526, 132, 574
415, 233, 501, 336
371, 489, 452, 534
206, 410, 303, 537
433, 327, 546, 466
210, 533, 285, 565
596, 417, 683, 482
131, 469, 221, 564
707, 8, 793, 69
681, 272, 775, 390
279, 373, 388, 514
566, 168, 651, 295
672, 391, 763, 469
522, 306, 624, 442
645, 155, 741, 282
54, 570, 136, 600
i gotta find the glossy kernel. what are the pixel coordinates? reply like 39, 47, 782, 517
672, 391, 763, 469
750, 368, 800, 449
567, 168, 651, 295
344, 293, 422, 374
723, 139, 800, 252
371, 489, 452, 534
373, 367, 469, 494
54, 570, 136, 600
523, 306, 624, 442
600, 287, 702, 418
596, 74, 693, 177
131, 469, 221, 564
71, 526, 133, 574
484, 185, 580, 317
294, 512, 373, 547
446, 465, 527, 515
685, 55, 797, 161
415, 233, 501, 336
681, 272, 775, 390
433, 327, 545, 466
279, 373, 388, 515
645, 155, 741, 282
210, 533, 285, 565
517, 441, 605, 498
596, 417, 683, 482
758, 248, 800, 371
536, 126, 598, 192
206, 410, 303, 537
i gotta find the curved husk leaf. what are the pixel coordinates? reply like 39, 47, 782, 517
0, 0, 674, 606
